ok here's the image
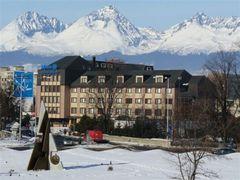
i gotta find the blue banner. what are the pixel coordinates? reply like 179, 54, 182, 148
14, 71, 33, 98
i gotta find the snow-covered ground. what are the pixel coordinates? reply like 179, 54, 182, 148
0, 145, 239, 180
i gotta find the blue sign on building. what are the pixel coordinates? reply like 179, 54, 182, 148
40, 64, 57, 75
14, 71, 33, 98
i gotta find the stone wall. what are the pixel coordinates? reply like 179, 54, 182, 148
104, 134, 172, 148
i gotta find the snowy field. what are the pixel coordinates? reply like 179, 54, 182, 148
0, 146, 240, 180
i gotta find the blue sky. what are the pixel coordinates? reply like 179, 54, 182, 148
0, 0, 239, 30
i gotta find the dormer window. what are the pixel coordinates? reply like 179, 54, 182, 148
117, 76, 124, 84
146, 66, 153, 71
107, 63, 114, 69
155, 75, 164, 83
101, 63, 106, 68
136, 75, 143, 83
98, 76, 105, 83
80, 76, 88, 83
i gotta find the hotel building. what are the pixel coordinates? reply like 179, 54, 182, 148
35, 56, 215, 127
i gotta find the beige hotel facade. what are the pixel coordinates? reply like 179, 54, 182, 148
35, 56, 214, 127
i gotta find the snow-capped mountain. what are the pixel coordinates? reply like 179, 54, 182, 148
16, 11, 67, 36
0, 6, 239, 57
159, 12, 240, 54
53, 5, 156, 55
0, 11, 67, 52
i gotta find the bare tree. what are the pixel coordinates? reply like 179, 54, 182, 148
170, 92, 220, 180
88, 73, 124, 133
204, 51, 239, 142
175, 96, 215, 139
175, 144, 218, 180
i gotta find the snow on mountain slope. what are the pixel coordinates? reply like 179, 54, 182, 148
53, 5, 154, 55
159, 13, 240, 54
0, 11, 67, 52
0, 7, 239, 56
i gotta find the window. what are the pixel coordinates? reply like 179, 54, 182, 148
108, 98, 113, 103
155, 75, 163, 83
56, 86, 60, 92
115, 98, 122, 104
53, 75, 57, 81
117, 76, 124, 84
126, 98, 132, 104
52, 86, 56, 92
41, 86, 45, 92
71, 97, 77, 103
80, 98, 87, 103
80, 108, 86, 114
71, 88, 77, 93
145, 109, 152, 116
98, 76, 105, 83
89, 88, 95, 93
80, 88, 86, 93
45, 86, 49, 92
71, 108, 77, 114
165, 109, 173, 116
166, 99, 173, 104
98, 108, 103, 114
145, 99, 152, 104
155, 88, 161, 94
146, 88, 151, 93
125, 109, 132, 116
135, 88, 142, 93
135, 109, 142, 115
80, 76, 88, 83
50, 86, 54, 92
107, 63, 113, 69
126, 88, 132, 93
155, 109, 162, 116
136, 76, 143, 83
116, 108, 122, 115
116, 88, 122, 93
135, 98, 142, 104
56, 75, 59, 81
101, 63, 106, 68
155, 99, 162, 104
88, 108, 94, 114
167, 88, 172, 94
57, 97, 60, 103
146, 66, 153, 71
98, 98, 103, 103
89, 98, 95, 104
98, 88, 104, 93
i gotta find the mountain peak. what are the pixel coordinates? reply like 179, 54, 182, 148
78, 5, 144, 47
190, 12, 209, 25
16, 11, 67, 36
87, 5, 122, 22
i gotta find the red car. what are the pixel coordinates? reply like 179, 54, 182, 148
81, 130, 105, 143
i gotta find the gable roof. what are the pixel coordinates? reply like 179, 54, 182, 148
50, 56, 90, 69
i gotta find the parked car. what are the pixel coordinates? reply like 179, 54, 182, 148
213, 148, 236, 155
82, 130, 109, 143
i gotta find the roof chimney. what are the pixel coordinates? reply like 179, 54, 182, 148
92, 56, 96, 68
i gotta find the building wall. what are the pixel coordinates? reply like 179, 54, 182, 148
69, 87, 176, 120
